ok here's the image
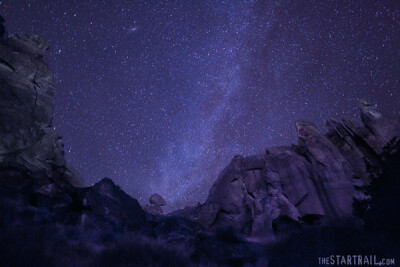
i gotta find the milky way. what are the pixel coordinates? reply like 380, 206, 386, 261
1, 1, 399, 211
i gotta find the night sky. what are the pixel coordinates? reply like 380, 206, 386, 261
1, 1, 399, 212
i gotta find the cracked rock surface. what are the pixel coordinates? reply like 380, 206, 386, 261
0, 34, 82, 186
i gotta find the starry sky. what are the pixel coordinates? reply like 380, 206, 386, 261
1, 0, 399, 212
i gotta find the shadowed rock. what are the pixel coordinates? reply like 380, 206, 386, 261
80, 178, 147, 230
0, 33, 83, 186
174, 99, 399, 240
144, 203, 163, 214
359, 100, 400, 145
295, 119, 356, 218
149, 193, 166, 206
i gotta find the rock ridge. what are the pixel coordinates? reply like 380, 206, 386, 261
172, 99, 400, 239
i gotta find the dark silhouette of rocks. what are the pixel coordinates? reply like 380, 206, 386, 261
0, 31, 399, 266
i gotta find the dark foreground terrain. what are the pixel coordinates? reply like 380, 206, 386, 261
0, 27, 399, 266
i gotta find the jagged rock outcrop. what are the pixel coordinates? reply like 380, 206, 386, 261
78, 178, 147, 230
0, 33, 83, 186
173, 100, 400, 239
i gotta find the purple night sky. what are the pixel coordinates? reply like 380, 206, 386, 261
1, 0, 399, 211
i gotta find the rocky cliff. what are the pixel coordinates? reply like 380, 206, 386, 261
172, 100, 400, 240
0, 31, 399, 266
0, 32, 82, 186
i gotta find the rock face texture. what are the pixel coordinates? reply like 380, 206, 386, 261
0, 33, 82, 186
173, 101, 400, 239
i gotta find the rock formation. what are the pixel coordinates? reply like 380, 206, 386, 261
173, 101, 400, 239
150, 193, 167, 206
144, 193, 166, 214
0, 32, 83, 187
